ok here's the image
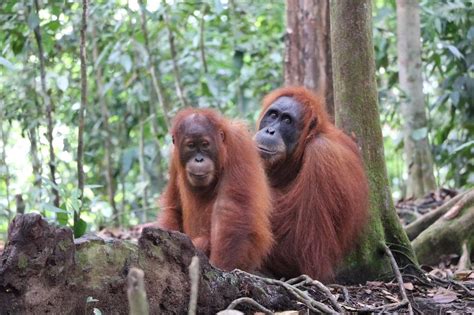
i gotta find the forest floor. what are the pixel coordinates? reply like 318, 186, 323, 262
0, 188, 472, 313
93, 188, 474, 313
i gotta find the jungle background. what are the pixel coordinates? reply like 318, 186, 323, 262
0, 0, 472, 242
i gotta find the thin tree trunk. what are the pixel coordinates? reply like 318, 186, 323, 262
331, 0, 419, 282
92, 25, 118, 226
163, 5, 189, 108
138, 0, 171, 129
285, 0, 334, 120
138, 120, 149, 223
77, 0, 88, 208
396, 0, 437, 199
0, 115, 12, 220
33, 0, 60, 207
228, 0, 245, 115
28, 85, 42, 195
199, 4, 208, 74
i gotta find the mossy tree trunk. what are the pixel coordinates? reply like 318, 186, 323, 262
396, 0, 437, 199
284, 0, 334, 119
330, 0, 419, 282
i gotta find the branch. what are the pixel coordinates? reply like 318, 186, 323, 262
127, 268, 149, 315
405, 190, 472, 240
187, 256, 199, 315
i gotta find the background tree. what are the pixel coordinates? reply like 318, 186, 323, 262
331, 0, 419, 282
396, 0, 437, 199
284, 0, 333, 119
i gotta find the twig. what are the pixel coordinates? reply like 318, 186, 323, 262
236, 270, 339, 315
226, 297, 272, 314
127, 268, 149, 315
384, 244, 413, 315
188, 256, 200, 315
427, 273, 474, 297
285, 275, 342, 312
328, 284, 350, 303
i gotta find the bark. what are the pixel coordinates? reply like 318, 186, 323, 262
28, 83, 42, 195
228, 0, 245, 114
405, 190, 473, 240
396, 0, 437, 199
285, 0, 334, 120
138, 0, 171, 129
77, 0, 88, 206
199, 4, 208, 74
92, 25, 118, 226
412, 201, 474, 265
33, 0, 60, 207
0, 117, 12, 219
330, 0, 419, 282
0, 214, 299, 314
138, 120, 149, 223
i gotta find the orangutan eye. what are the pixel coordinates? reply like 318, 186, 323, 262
187, 142, 196, 149
269, 111, 278, 119
283, 116, 292, 124
201, 141, 209, 149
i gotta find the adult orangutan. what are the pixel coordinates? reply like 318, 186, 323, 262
254, 87, 369, 282
158, 108, 273, 272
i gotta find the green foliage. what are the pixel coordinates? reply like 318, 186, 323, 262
0, 0, 284, 236
373, 0, 473, 198
0, 0, 471, 238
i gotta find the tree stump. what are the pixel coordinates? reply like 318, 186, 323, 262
0, 213, 297, 314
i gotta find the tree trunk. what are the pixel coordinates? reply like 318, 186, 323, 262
0, 214, 302, 314
330, 0, 419, 282
33, 0, 60, 208
92, 25, 118, 226
285, 0, 334, 120
396, 0, 437, 199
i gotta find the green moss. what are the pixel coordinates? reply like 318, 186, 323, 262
58, 239, 72, 252
75, 240, 138, 290
17, 253, 28, 269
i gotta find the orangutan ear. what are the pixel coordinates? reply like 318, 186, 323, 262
172, 136, 175, 144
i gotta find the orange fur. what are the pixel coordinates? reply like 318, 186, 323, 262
159, 108, 273, 271
259, 87, 369, 282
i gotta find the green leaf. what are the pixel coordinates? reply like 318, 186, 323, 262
74, 213, 87, 238
56, 212, 68, 226
56, 75, 69, 92
446, 45, 464, 59
0, 57, 16, 71
411, 127, 428, 141
120, 54, 132, 73
450, 91, 460, 106
27, 11, 40, 30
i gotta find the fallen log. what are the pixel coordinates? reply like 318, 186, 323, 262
412, 199, 474, 266
0, 213, 298, 314
405, 190, 473, 240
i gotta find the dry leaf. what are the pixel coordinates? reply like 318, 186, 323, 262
432, 288, 458, 304
403, 282, 414, 291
